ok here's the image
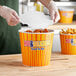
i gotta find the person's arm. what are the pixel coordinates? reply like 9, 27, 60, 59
39, 0, 51, 8
0, 5, 19, 26
0, 6, 2, 8
39, 0, 60, 23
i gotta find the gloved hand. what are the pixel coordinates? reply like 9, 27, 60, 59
0, 6, 20, 26
48, 0, 60, 23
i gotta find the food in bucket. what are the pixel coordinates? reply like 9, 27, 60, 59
33, 29, 41, 33
26, 30, 32, 33
60, 28, 76, 34
44, 29, 48, 32
25, 29, 49, 33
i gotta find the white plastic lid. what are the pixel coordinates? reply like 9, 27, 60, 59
20, 11, 53, 29
59, 7, 74, 11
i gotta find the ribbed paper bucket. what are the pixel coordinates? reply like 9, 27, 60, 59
19, 30, 54, 66
60, 34, 76, 55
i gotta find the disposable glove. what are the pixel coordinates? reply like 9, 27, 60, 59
0, 6, 20, 26
48, 1, 60, 23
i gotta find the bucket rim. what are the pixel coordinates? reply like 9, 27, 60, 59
60, 33, 76, 35
19, 30, 54, 34
59, 7, 74, 11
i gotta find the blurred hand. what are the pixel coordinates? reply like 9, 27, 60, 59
0, 6, 20, 26
48, 1, 60, 23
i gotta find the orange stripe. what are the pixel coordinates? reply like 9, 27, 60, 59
31, 34, 35, 66
22, 33, 25, 65
27, 33, 28, 65
24, 33, 28, 65
30, 34, 32, 66
19, 33, 25, 64
35, 34, 37, 66
40, 34, 42, 66
28, 34, 31, 66
22, 33, 26, 65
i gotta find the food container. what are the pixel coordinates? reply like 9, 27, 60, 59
19, 28, 54, 66
59, 8, 74, 23
34, 2, 43, 12
60, 34, 76, 55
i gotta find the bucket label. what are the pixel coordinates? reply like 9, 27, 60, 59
24, 40, 51, 50
66, 39, 76, 46
31, 47, 44, 50
24, 40, 51, 47
62, 13, 73, 18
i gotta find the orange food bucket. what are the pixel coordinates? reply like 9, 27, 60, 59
60, 34, 76, 55
59, 8, 74, 23
19, 29, 54, 66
